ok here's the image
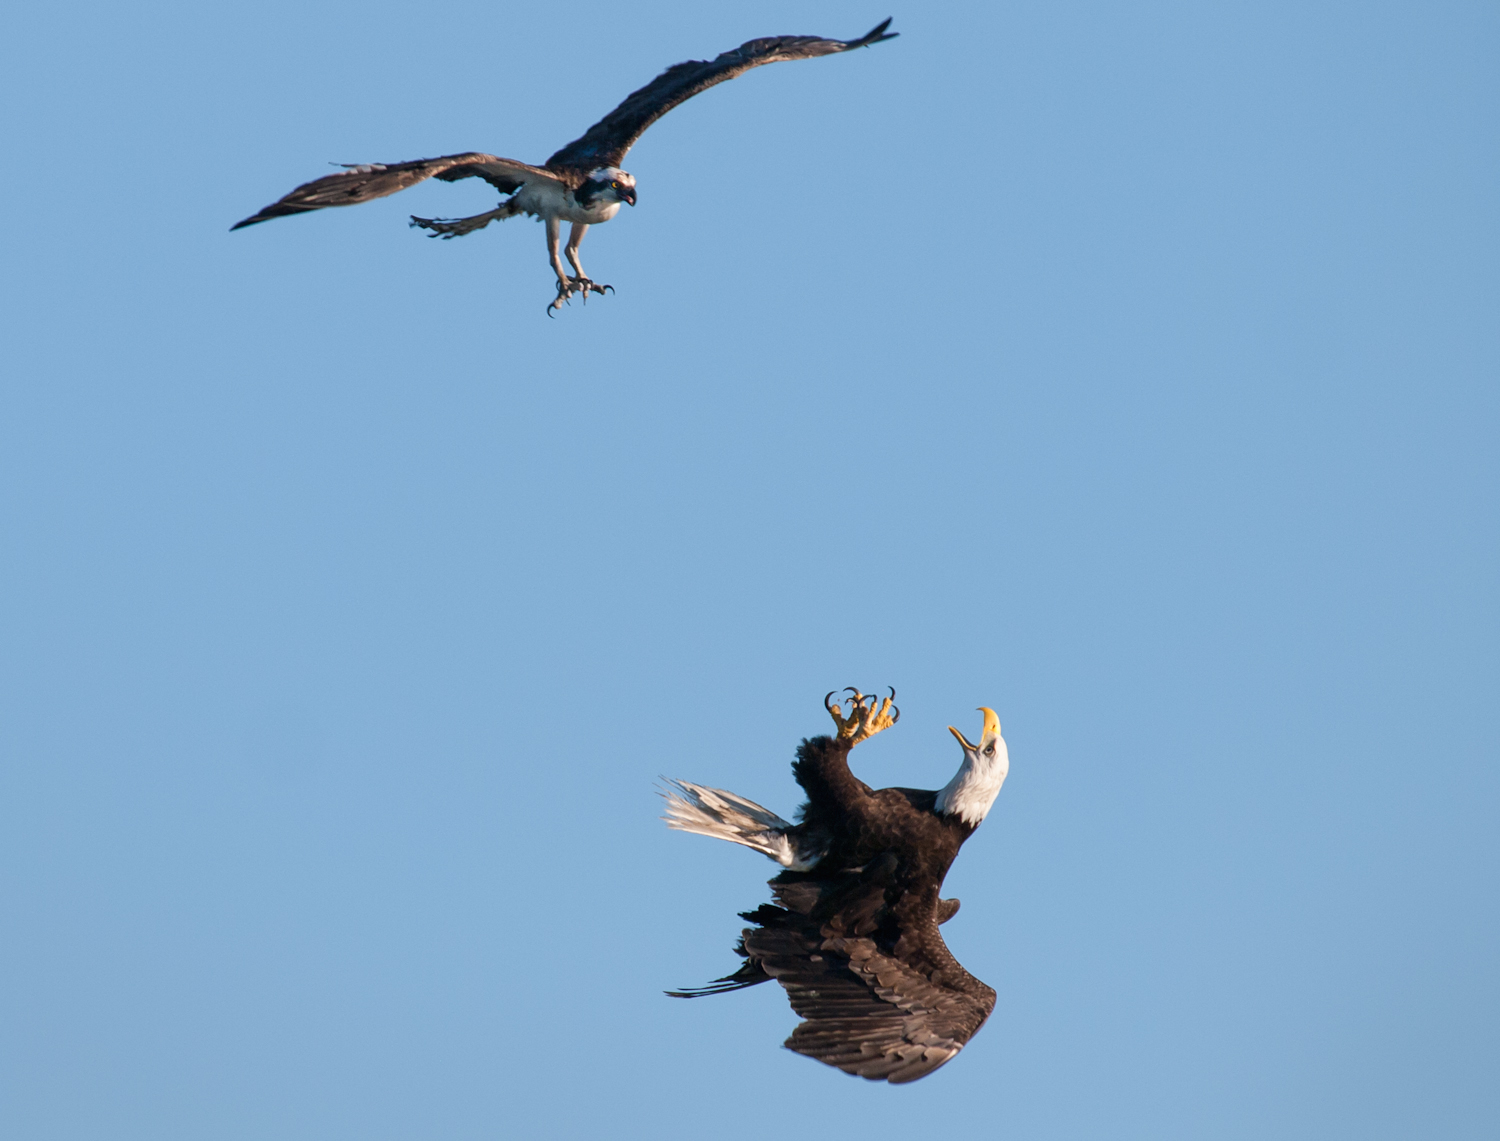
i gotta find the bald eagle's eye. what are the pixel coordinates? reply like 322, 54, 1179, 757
984, 744, 995, 756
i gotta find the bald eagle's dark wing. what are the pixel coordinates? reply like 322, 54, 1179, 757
231, 153, 558, 229
741, 885, 995, 1083
544, 19, 897, 172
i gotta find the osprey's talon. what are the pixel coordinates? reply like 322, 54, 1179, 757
826, 687, 900, 745
566, 276, 613, 302
548, 277, 581, 315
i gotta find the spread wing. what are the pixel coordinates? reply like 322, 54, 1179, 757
740, 870, 995, 1083
231, 153, 559, 230
544, 18, 897, 172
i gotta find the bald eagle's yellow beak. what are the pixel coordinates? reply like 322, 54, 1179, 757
950, 707, 1001, 752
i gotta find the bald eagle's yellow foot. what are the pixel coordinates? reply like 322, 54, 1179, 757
825, 687, 900, 745
546, 276, 613, 315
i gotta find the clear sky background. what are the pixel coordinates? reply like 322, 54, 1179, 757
2, 2, 1496, 1138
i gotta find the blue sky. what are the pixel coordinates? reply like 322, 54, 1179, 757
2, 2, 1496, 1137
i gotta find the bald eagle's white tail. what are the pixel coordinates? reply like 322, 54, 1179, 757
660, 779, 817, 869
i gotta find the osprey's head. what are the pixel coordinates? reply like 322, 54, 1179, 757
580, 167, 637, 207
938, 707, 1010, 827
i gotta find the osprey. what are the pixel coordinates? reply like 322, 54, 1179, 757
662, 688, 1010, 1084
232, 20, 897, 314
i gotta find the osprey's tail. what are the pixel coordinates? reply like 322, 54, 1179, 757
410, 196, 523, 239
660, 779, 816, 868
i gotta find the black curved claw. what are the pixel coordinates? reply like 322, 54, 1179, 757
886, 686, 900, 723
824, 690, 839, 714
547, 283, 573, 317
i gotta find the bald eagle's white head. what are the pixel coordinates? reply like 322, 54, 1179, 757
936, 707, 1009, 827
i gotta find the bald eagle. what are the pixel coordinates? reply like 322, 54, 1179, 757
231, 20, 896, 314
662, 689, 1010, 1083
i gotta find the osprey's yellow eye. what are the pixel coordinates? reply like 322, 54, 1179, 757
611, 181, 619, 189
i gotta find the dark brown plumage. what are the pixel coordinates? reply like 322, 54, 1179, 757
663, 690, 1009, 1084
229, 155, 550, 230
545, 19, 897, 171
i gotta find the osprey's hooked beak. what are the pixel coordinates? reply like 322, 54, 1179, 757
948, 707, 1001, 753
622, 186, 637, 206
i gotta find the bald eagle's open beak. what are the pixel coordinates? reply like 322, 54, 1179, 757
950, 707, 1000, 752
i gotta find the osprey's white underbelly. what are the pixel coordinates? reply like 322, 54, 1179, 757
515, 180, 622, 225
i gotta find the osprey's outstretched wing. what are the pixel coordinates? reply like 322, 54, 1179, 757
231, 153, 558, 230
545, 18, 897, 172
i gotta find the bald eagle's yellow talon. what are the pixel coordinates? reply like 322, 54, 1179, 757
825, 686, 900, 744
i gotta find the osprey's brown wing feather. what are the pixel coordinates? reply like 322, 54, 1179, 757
544, 18, 897, 172
231, 153, 558, 230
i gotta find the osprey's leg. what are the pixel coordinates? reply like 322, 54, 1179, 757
563, 223, 588, 279
564, 223, 613, 302
547, 220, 614, 314
546, 217, 570, 284
545, 218, 579, 314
